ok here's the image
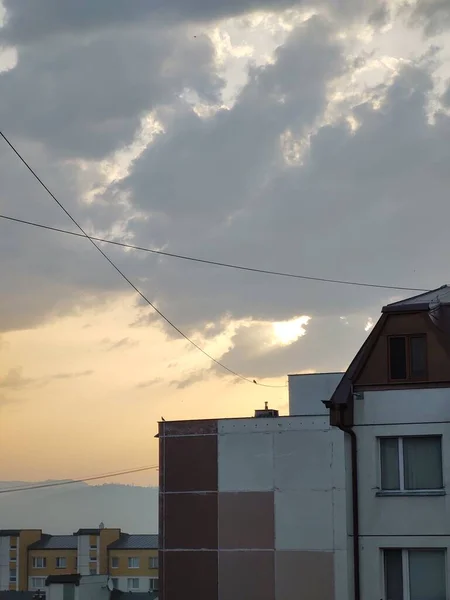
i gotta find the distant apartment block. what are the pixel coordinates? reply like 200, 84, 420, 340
0, 528, 158, 594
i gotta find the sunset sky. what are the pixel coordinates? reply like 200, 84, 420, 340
1, 0, 450, 487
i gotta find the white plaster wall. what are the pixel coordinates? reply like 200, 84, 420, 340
354, 387, 450, 426
113, 576, 152, 592
46, 583, 64, 600
77, 536, 90, 576
0, 537, 10, 590
355, 390, 450, 536
76, 576, 109, 600
355, 388, 450, 599
288, 372, 343, 416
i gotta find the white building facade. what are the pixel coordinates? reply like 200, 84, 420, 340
328, 285, 450, 600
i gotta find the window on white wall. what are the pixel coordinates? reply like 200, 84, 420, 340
384, 549, 446, 600
149, 578, 159, 591
380, 436, 443, 491
31, 577, 46, 590
128, 557, 140, 569
127, 578, 139, 590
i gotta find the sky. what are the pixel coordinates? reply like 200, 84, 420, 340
0, 0, 450, 487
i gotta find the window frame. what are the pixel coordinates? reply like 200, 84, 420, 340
149, 577, 159, 591
32, 557, 47, 569
56, 557, 67, 569
128, 557, 140, 569
383, 548, 447, 600
378, 435, 444, 495
127, 578, 139, 590
149, 557, 158, 569
388, 334, 428, 382
9, 568, 17, 583
31, 577, 46, 590
111, 556, 119, 569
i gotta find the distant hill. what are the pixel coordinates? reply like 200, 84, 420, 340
0, 482, 158, 534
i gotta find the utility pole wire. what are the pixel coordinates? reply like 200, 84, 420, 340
0, 130, 285, 389
0, 213, 428, 293
0, 465, 158, 495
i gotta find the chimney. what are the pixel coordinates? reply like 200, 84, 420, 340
254, 401, 279, 418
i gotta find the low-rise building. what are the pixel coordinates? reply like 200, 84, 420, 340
0, 529, 158, 594
108, 535, 159, 593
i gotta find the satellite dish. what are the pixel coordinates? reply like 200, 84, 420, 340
107, 579, 114, 592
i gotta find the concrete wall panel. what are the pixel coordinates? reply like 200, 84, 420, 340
218, 551, 274, 600
219, 492, 274, 550
275, 550, 334, 600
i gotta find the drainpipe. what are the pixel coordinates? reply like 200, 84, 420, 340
337, 407, 360, 600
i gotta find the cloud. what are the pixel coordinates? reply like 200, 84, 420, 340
102, 337, 140, 352
50, 370, 94, 380
136, 378, 164, 389
0, 367, 35, 389
1, 0, 450, 385
408, 0, 450, 36
0, 0, 380, 46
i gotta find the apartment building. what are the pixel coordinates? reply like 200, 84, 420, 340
327, 284, 450, 600
0, 530, 42, 592
158, 372, 350, 600
0, 528, 158, 595
108, 534, 159, 593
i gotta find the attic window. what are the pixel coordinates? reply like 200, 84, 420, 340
388, 335, 427, 381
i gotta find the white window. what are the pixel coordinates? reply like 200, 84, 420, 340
149, 557, 158, 569
384, 549, 446, 600
31, 578, 46, 590
128, 557, 140, 569
149, 578, 159, 591
10, 556, 16, 562
56, 557, 67, 569
9, 569, 16, 583
127, 578, 139, 590
380, 436, 443, 492
111, 557, 119, 569
32, 557, 47, 569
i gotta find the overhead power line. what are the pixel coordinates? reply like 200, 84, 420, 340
0, 213, 428, 293
0, 465, 158, 495
0, 130, 285, 389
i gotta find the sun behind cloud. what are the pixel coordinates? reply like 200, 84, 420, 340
272, 315, 310, 345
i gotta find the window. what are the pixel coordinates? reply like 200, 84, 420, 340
128, 557, 140, 569
56, 557, 67, 569
384, 549, 446, 600
149, 578, 159, 591
90, 544, 97, 550
10, 555, 16, 562
10, 539, 17, 550
111, 557, 119, 569
127, 578, 139, 590
89, 568, 97, 575
9, 569, 16, 583
380, 436, 443, 492
388, 335, 427, 381
111, 578, 119, 589
31, 577, 46, 590
32, 557, 47, 569
149, 556, 158, 569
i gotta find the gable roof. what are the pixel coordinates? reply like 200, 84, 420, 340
29, 535, 77, 550
327, 285, 450, 411
108, 534, 158, 550
382, 285, 450, 313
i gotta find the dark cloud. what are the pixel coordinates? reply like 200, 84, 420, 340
0, 30, 223, 159
408, 0, 450, 36
0, 0, 380, 46
368, 3, 390, 28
